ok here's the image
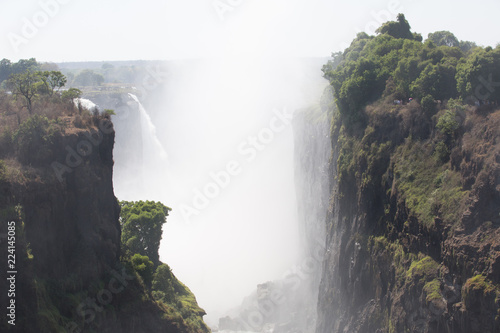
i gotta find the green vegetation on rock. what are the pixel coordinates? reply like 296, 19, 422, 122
120, 200, 210, 333
319, 13, 500, 333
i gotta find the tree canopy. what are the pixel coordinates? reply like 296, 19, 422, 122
322, 13, 497, 128
0, 58, 39, 85
7, 69, 68, 113
120, 200, 171, 267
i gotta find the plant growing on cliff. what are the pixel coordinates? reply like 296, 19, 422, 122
119, 201, 210, 332
152, 263, 208, 332
131, 253, 155, 288
120, 200, 171, 267
12, 115, 64, 164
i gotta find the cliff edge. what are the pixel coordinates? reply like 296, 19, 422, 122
0, 100, 208, 332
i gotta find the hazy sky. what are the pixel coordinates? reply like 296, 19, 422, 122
1, 0, 500, 62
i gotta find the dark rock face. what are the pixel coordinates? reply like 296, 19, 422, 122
22, 121, 120, 284
315, 108, 500, 333
0, 116, 189, 332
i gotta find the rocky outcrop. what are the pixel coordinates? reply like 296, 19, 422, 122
315, 102, 500, 333
0, 112, 203, 332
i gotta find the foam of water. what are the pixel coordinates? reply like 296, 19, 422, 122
128, 93, 168, 161
74, 98, 97, 110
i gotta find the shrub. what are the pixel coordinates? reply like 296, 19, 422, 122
131, 253, 154, 288
0, 127, 13, 157
434, 141, 450, 162
12, 115, 62, 164
421, 95, 436, 114
436, 109, 459, 137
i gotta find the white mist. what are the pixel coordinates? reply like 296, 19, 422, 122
113, 56, 327, 327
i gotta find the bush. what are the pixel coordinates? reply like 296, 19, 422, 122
0, 127, 13, 157
152, 264, 176, 303
131, 253, 154, 288
434, 141, 450, 162
421, 95, 436, 114
12, 115, 62, 164
436, 109, 459, 137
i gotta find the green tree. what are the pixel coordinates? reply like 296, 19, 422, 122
37, 71, 67, 96
120, 200, 171, 266
152, 264, 176, 302
458, 40, 477, 53
427, 31, 459, 47
7, 70, 41, 113
61, 88, 82, 102
394, 56, 421, 97
436, 109, 459, 137
0, 59, 12, 83
376, 13, 415, 40
11, 58, 38, 75
73, 69, 105, 86
456, 46, 500, 102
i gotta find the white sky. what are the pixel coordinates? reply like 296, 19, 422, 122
1, 0, 499, 62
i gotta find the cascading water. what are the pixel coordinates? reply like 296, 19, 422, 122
74, 97, 97, 110
105, 93, 170, 200
128, 93, 168, 163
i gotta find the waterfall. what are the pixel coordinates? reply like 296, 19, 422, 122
128, 93, 168, 163
74, 97, 97, 110
109, 93, 170, 200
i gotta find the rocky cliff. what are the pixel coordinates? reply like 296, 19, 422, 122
315, 98, 500, 333
0, 104, 207, 332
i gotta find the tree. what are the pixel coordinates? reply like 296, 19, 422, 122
73, 69, 105, 86
11, 58, 38, 75
8, 70, 41, 113
427, 31, 459, 47
376, 13, 415, 40
120, 200, 171, 266
0, 58, 12, 83
61, 88, 82, 102
37, 71, 67, 96
152, 264, 176, 302
456, 47, 500, 102
458, 40, 477, 53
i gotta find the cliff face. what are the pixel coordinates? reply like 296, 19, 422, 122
0, 111, 204, 333
292, 93, 334, 332
315, 100, 500, 333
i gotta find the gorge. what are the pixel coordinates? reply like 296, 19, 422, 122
1, 14, 500, 333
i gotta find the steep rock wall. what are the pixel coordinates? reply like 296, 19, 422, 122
316, 102, 500, 333
0, 114, 203, 333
